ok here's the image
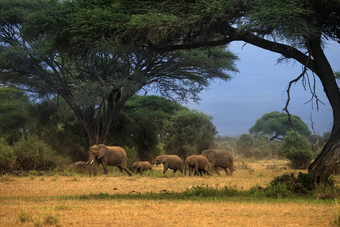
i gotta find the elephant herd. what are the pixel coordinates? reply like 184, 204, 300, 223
87, 144, 234, 177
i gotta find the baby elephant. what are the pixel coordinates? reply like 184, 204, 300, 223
132, 161, 152, 176
185, 155, 212, 176
154, 155, 183, 174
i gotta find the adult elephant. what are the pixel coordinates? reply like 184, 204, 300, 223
87, 144, 132, 176
184, 155, 211, 176
201, 149, 234, 176
154, 155, 183, 174
132, 161, 152, 176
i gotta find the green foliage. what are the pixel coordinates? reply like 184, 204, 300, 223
269, 173, 315, 194
249, 111, 311, 140
0, 139, 16, 173
235, 134, 280, 159
0, 87, 32, 143
110, 95, 186, 160
30, 98, 88, 161
250, 173, 315, 198
236, 134, 254, 158
244, 0, 315, 42
215, 136, 238, 151
1, 0, 238, 145
255, 181, 293, 199
13, 136, 63, 171
125, 147, 138, 169
280, 131, 313, 169
183, 184, 239, 197
163, 110, 216, 157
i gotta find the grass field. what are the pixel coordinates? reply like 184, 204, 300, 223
0, 159, 339, 226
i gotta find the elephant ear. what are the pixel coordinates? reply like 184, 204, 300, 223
206, 150, 216, 162
97, 144, 108, 159
161, 155, 168, 163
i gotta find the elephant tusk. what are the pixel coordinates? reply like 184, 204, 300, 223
89, 160, 94, 165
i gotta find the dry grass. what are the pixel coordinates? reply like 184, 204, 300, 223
0, 159, 338, 226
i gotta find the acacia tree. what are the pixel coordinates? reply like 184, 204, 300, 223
0, 0, 238, 146
250, 111, 311, 140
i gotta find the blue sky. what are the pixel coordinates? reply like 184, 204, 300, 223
185, 41, 339, 137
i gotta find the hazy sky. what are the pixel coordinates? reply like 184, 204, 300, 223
185, 41, 339, 137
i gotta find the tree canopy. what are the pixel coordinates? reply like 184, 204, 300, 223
0, 0, 238, 145
250, 111, 311, 140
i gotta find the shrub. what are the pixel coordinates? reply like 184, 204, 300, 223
183, 184, 239, 197
270, 173, 315, 194
250, 173, 316, 198
13, 136, 60, 171
0, 139, 16, 173
280, 131, 313, 169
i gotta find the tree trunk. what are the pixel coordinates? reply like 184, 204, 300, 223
307, 37, 340, 185
309, 131, 340, 185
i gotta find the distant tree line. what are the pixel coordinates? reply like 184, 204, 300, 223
216, 111, 330, 169
0, 87, 217, 172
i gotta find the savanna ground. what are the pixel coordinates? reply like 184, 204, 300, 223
0, 159, 339, 226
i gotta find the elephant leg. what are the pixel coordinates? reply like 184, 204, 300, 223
188, 166, 192, 176
229, 165, 234, 176
194, 166, 200, 176
102, 163, 108, 175
214, 166, 221, 176
88, 165, 93, 177
222, 167, 230, 176
123, 167, 133, 176
163, 163, 168, 174
93, 167, 97, 176
163, 168, 168, 174
118, 166, 123, 173
92, 162, 99, 176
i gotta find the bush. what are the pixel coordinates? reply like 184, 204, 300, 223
13, 136, 61, 171
0, 139, 16, 173
270, 173, 315, 194
250, 173, 316, 198
280, 131, 313, 169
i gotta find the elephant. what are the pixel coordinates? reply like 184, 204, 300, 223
201, 149, 234, 176
184, 155, 212, 176
154, 155, 183, 174
87, 144, 132, 176
132, 161, 152, 176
